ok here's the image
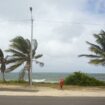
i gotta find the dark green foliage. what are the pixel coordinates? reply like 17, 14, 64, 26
0, 49, 7, 81
64, 72, 105, 86
79, 30, 105, 66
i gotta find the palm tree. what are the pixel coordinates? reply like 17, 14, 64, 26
6, 36, 43, 84
79, 30, 105, 66
0, 49, 8, 81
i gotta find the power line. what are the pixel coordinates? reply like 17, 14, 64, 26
1, 19, 30, 22
35, 20, 105, 26
0, 19, 105, 26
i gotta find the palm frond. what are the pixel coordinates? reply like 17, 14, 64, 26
86, 41, 102, 51
34, 54, 43, 59
93, 31, 105, 50
5, 62, 23, 72
32, 39, 38, 57
79, 54, 101, 58
6, 57, 26, 64
32, 39, 38, 51
0, 49, 4, 58
89, 59, 105, 65
1, 63, 6, 73
35, 60, 44, 67
25, 39, 31, 53
86, 41, 103, 55
6, 49, 27, 57
79, 30, 105, 67
10, 36, 29, 54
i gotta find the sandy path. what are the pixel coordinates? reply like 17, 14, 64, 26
0, 85, 105, 97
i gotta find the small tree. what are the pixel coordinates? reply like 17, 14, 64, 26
0, 49, 7, 81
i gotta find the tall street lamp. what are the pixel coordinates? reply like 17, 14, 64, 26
29, 7, 33, 86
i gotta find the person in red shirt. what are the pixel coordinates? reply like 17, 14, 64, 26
59, 79, 64, 89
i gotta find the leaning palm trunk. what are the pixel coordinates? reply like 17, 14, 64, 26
26, 62, 31, 84
19, 68, 26, 81
2, 72, 5, 82
19, 62, 31, 83
19, 68, 31, 84
19, 62, 32, 84
28, 69, 31, 84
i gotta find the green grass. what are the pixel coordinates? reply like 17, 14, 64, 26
0, 80, 28, 85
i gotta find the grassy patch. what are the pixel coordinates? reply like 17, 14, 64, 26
64, 72, 105, 86
0, 80, 28, 85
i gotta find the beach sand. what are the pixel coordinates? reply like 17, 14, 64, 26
0, 84, 105, 97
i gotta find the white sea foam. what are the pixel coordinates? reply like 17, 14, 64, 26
25, 79, 58, 83
32, 79, 46, 83
32, 79, 58, 83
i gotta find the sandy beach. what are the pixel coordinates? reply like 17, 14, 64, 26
0, 84, 105, 97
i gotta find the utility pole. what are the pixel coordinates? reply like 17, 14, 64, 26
29, 7, 33, 86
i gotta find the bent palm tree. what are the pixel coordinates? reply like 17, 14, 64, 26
79, 30, 105, 66
6, 36, 43, 84
0, 49, 8, 81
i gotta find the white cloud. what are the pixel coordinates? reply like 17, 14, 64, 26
0, 0, 105, 73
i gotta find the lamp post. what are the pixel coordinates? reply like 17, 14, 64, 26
29, 7, 33, 86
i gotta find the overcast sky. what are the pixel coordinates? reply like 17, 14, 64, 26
0, 0, 105, 73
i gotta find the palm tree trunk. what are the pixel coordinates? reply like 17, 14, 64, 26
2, 72, 5, 82
28, 70, 31, 84
27, 63, 32, 85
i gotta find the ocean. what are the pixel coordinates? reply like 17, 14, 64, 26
0, 72, 105, 83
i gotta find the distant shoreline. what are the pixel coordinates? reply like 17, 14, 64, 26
1, 72, 105, 82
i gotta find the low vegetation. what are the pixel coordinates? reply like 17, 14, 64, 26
0, 80, 27, 85
64, 72, 105, 86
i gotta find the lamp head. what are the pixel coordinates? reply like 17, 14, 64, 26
30, 7, 32, 11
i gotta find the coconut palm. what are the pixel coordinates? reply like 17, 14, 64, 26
6, 36, 43, 84
79, 30, 105, 66
0, 49, 8, 81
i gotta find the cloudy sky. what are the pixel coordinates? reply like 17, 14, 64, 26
0, 0, 105, 73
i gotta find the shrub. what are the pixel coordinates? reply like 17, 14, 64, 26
64, 72, 105, 86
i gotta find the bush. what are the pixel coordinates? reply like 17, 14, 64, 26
64, 72, 105, 86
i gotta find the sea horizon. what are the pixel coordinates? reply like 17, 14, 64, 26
0, 72, 105, 83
